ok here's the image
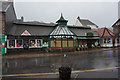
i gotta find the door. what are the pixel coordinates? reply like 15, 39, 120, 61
23, 39, 29, 49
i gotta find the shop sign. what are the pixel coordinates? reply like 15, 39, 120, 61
21, 30, 31, 36
2, 43, 5, 47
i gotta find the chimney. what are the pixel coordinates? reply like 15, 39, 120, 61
21, 16, 24, 22
77, 16, 80, 21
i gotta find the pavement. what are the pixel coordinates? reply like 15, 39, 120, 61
2, 47, 119, 59
1, 67, 120, 80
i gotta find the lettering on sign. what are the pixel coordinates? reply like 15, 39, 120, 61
21, 30, 31, 36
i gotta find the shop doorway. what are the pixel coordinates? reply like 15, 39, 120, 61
23, 39, 29, 50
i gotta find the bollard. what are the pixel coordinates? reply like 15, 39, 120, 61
59, 66, 71, 80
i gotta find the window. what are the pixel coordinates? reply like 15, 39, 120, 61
107, 38, 111, 43
37, 40, 42, 47
16, 40, 23, 48
30, 40, 36, 47
8, 40, 15, 48
104, 38, 111, 43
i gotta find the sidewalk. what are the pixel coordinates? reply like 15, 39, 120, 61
2, 47, 119, 59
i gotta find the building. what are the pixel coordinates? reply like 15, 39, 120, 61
0, 1, 17, 55
6, 14, 99, 53
1, 1, 100, 55
97, 27, 115, 47
112, 18, 120, 47
75, 16, 98, 29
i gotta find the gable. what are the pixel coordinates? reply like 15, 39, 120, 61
75, 19, 83, 26
21, 30, 31, 36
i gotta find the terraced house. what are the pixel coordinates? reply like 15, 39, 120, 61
0, 1, 100, 55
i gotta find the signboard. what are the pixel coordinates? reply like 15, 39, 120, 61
87, 32, 94, 36
21, 30, 31, 36
0, 39, 1, 54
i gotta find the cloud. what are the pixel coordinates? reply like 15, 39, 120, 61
14, 0, 119, 2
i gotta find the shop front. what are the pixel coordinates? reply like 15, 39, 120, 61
7, 36, 43, 53
48, 14, 77, 52
49, 35, 76, 52
77, 36, 100, 48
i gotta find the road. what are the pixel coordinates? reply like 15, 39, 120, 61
2, 48, 119, 79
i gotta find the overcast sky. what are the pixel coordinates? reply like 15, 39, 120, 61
13, 0, 119, 28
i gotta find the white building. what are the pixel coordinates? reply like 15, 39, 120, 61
75, 16, 98, 29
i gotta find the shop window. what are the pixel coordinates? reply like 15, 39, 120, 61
107, 38, 111, 43
30, 40, 36, 47
68, 40, 73, 47
16, 40, 23, 48
37, 40, 42, 47
8, 40, 15, 48
50, 40, 55, 47
62, 40, 67, 47
104, 38, 111, 43
43, 40, 48, 47
56, 40, 61, 47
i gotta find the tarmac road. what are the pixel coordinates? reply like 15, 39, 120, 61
2, 48, 120, 80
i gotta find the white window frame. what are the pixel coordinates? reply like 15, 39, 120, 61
15, 39, 23, 48
7, 39, 15, 49
36, 39, 42, 48
29, 39, 42, 48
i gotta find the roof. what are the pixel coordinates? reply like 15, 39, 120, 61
56, 14, 68, 23
50, 25, 74, 36
70, 27, 98, 36
14, 21, 56, 26
59, 13, 65, 20
0, 1, 12, 12
80, 19, 98, 27
7, 22, 97, 36
8, 24, 54, 36
75, 16, 98, 29
78, 36, 100, 39
14, 21, 91, 29
112, 18, 120, 27
97, 27, 115, 37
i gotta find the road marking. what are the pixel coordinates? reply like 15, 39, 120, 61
2, 67, 120, 77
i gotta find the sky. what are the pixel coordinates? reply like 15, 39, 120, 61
13, 0, 119, 28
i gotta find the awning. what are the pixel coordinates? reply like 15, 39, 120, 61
77, 36, 100, 40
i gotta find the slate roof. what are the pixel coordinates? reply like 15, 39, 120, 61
0, 1, 12, 12
8, 23, 54, 36
80, 19, 98, 27
97, 27, 115, 37
8, 21, 97, 37
69, 27, 98, 36
13, 21, 91, 29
